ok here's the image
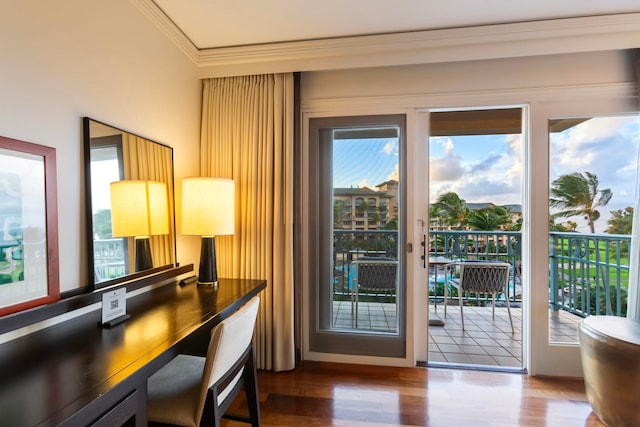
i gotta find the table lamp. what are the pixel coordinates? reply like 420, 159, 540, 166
181, 177, 235, 287
110, 180, 169, 272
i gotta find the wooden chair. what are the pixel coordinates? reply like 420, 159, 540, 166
147, 296, 261, 427
444, 262, 514, 333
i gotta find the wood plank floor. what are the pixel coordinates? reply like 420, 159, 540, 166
224, 361, 605, 427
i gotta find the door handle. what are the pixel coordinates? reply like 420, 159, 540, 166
420, 234, 426, 268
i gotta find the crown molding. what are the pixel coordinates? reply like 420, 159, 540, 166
195, 13, 640, 78
130, 1, 640, 78
129, 0, 200, 64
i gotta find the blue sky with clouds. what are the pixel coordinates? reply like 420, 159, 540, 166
548, 115, 639, 231
333, 138, 399, 189
333, 115, 639, 233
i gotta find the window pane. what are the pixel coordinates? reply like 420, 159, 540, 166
549, 115, 640, 344
332, 130, 400, 333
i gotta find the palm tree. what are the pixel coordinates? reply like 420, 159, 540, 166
550, 171, 612, 233
467, 206, 511, 231
434, 192, 470, 230
429, 204, 445, 229
333, 200, 350, 228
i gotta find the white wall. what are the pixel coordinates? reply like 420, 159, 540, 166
0, 0, 202, 292
302, 50, 634, 103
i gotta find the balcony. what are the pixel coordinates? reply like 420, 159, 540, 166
332, 229, 631, 367
93, 238, 126, 281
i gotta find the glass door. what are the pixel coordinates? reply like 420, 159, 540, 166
306, 114, 406, 358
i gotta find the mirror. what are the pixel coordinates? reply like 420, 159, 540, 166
83, 117, 176, 289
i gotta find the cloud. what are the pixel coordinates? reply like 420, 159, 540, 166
430, 137, 465, 181
358, 178, 373, 189
551, 117, 638, 179
429, 134, 522, 205
470, 154, 502, 173
387, 163, 399, 181
431, 156, 465, 181
382, 139, 398, 156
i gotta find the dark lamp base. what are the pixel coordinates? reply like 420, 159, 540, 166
198, 236, 218, 287
134, 237, 153, 272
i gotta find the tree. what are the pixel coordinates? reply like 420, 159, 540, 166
380, 216, 398, 230
550, 218, 577, 232
429, 204, 445, 229
503, 217, 523, 231
606, 207, 633, 235
333, 200, 350, 228
467, 206, 511, 231
434, 192, 470, 230
550, 171, 612, 233
93, 209, 113, 239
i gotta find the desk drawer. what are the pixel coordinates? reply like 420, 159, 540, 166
90, 391, 139, 427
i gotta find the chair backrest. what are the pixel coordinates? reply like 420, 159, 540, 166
355, 259, 398, 292
195, 296, 260, 423
457, 262, 510, 294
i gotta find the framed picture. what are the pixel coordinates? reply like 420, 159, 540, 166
0, 136, 59, 316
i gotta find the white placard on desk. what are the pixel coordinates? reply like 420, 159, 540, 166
101, 288, 127, 324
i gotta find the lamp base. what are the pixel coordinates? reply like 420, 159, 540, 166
197, 236, 218, 287
134, 236, 153, 272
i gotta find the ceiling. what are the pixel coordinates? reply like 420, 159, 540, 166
151, 0, 640, 50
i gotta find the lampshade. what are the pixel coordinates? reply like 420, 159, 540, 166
181, 177, 234, 287
110, 180, 169, 238
181, 177, 235, 236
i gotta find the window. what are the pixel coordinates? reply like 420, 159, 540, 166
548, 114, 640, 343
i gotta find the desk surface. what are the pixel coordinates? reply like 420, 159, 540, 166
0, 278, 265, 427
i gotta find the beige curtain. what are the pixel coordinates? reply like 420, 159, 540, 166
200, 74, 295, 371
121, 134, 175, 269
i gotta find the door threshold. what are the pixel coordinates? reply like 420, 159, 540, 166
418, 360, 527, 374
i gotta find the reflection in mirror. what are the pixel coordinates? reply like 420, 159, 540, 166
83, 118, 176, 289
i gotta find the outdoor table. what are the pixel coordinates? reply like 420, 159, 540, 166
429, 256, 453, 326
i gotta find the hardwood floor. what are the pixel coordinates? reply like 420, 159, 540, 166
224, 361, 605, 427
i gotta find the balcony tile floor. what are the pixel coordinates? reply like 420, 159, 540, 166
332, 300, 583, 369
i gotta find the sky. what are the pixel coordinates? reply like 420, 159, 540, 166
91, 159, 120, 213
333, 115, 639, 233
333, 138, 399, 189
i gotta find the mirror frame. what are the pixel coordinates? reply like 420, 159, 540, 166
83, 117, 177, 290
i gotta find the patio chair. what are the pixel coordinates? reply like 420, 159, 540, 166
352, 257, 398, 327
444, 261, 514, 333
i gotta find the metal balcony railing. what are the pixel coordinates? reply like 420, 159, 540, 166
333, 230, 398, 297
550, 232, 630, 317
93, 238, 126, 281
429, 230, 522, 305
332, 229, 631, 318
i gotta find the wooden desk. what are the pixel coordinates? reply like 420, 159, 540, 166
0, 278, 266, 427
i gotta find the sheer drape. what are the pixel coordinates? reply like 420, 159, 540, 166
121, 134, 175, 270
627, 49, 640, 321
200, 74, 295, 371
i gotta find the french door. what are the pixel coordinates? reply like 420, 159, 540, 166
305, 114, 407, 359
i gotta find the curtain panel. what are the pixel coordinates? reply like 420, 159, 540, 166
200, 74, 295, 371
121, 134, 175, 270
